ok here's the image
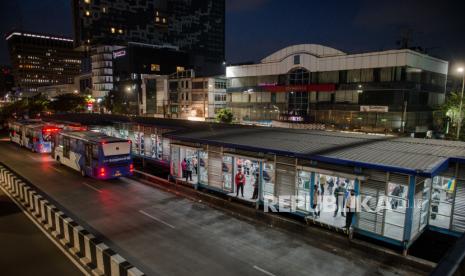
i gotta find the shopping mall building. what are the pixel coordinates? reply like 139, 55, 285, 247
226, 44, 448, 133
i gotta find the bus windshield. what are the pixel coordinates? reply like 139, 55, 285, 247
102, 142, 131, 156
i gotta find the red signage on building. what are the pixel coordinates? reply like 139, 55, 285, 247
259, 84, 336, 92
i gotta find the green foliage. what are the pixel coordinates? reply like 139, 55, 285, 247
48, 94, 86, 113
215, 108, 234, 123
441, 91, 465, 138
0, 93, 49, 123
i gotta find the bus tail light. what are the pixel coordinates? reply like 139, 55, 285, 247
100, 167, 106, 177
130, 164, 134, 173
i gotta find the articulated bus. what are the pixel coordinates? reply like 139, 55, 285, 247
54, 131, 134, 179
9, 120, 60, 153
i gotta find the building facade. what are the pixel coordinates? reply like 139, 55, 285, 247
74, 72, 92, 94
112, 43, 190, 115
167, 70, 227, 120
72, 0, 225, 98
37, 84, 79, 99
226, 44, 448, 133
140, 70, 227, 120
6, 31, 84, 97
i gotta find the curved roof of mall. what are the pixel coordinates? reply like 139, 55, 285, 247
46, 114, 464, 177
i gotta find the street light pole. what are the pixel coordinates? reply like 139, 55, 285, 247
456, 67, 465, 140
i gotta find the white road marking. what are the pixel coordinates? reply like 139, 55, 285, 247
253, 265, 277, 276
139, 210, 175, 229
83, 182, 101, 193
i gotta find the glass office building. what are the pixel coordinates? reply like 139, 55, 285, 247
226, 44, 448, 133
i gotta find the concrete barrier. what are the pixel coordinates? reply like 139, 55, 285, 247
0, 163, 145, 276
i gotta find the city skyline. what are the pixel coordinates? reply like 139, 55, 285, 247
1, 0, 465, 66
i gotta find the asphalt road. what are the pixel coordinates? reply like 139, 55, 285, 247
0, 188, 83, 276
0, 138, 424, 276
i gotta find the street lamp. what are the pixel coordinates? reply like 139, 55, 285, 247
456, 67, 465, 140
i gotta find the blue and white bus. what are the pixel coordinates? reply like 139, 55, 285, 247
9, 120, 59, 153
54, 131, 134, 179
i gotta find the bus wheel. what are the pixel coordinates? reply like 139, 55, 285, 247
80, 169, 86, 177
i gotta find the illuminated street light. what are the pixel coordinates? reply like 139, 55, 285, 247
126, 86, 132, 92
456, 66, 465, 140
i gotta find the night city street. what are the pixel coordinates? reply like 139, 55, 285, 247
1, 1, 465, 276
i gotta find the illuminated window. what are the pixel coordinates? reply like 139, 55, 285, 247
156, 11, 159, 16
118, 29, 123, 34
84, 0, 91, 3
162, 18, 166, 23
155, 17, 160, 22
110, 27, 116, 34
176, 66, 185, 72
85, 10, 91, 16
102, 7, 107, 13
151, 64, 160, 72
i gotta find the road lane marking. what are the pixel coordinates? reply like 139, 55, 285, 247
253, 266, 277, 276
139, 210, 175, 229
83, 182, 102, 193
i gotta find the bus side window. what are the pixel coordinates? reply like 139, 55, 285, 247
63, 137, 70, 158
85, 143, 92, 167
34, 130, 40, 140
58, 135, 63, 146
70, 138, 77, 152
92, 145, 99, 160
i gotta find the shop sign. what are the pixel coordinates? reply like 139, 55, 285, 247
360, 105, 389, 113
113, 50, 126, 58
259, 84, 336, 92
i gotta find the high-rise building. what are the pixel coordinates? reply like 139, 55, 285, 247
6, 31, 84, 97
72, 0, 225, 98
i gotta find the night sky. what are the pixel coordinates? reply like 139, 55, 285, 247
1, 0, 465, 67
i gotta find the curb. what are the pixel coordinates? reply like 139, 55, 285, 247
0, 163, 145, 276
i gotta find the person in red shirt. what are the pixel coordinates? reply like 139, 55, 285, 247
235, 169, 245, 197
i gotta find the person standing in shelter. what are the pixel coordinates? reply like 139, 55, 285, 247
252, 172, 259, 200
181, 158, 187, 181
235, 169, 246, 197
334, 183, 346, 217
313, 184, 320, 218
344, 190, 357, 233
186, 158, 193, 182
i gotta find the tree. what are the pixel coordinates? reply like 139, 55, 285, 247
215, 108, 234, 124
48, 94, 86, 113
27, 93, 50, 116
441, 92, 464, 138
